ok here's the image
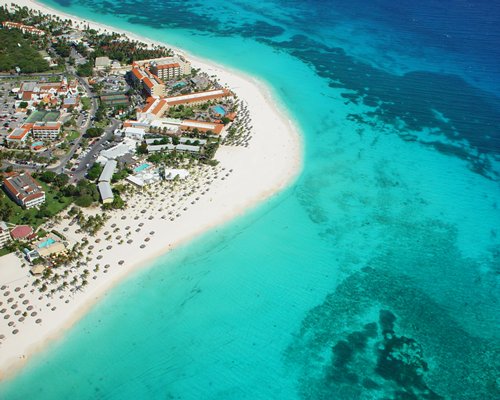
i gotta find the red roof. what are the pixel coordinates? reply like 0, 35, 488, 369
143, 77, 154, 89
131, 68, 145, 81
10, 225, 34, 240
32, 123, 61, 130
151, 99, 167, 116
157, 63, 180, 69
141, 97, 156, 113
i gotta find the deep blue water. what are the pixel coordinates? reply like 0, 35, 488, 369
1, 0, 499, 399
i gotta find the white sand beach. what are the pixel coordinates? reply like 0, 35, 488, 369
0, 0, 302, 379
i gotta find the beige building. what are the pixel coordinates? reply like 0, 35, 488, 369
130, 66, 165, 97
32, 122, 62, 140
0, 221, 10, 248
3, 172, 46, 209
137, 56, 191, 76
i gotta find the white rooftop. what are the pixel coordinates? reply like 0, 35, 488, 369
165, 89, 226, 103
97, 182, 113, 201
99, 159, 117, 183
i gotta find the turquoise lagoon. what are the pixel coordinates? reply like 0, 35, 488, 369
1, 1, 499, 399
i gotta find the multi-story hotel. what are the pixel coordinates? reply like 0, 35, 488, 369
130, 66, 166, 97
31, 122, 62, 140
3, 172, 46, 209
6, 125, 31, 143
137, 56, 191, 79
0, 221, 10, 248
150, 61, 181, 81
2, 21, 45, 36
164, 89, 232, 106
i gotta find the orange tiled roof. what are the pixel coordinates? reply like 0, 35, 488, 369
151, 99, 167, 116
157, 63, 180, 69
141, 97, 156, 113
131, 68, 145, 81
32, 122, 61, 130
143, 77, 154, 89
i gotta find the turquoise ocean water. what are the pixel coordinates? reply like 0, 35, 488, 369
1, 1, 499, 399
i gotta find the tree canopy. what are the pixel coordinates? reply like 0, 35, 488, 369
0, 30, 49, 73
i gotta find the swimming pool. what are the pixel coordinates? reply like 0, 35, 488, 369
134, 163, 151, 173
213, 105, 226, 116
31, 141, 43, 148
38, 238, 55, 249
173, 82, 187, 88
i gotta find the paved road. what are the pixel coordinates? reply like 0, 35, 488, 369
49, 69, 99, 174
71, 119, 120, 181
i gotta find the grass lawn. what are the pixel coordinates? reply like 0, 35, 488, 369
81, 97, 91, 110
66, 130, 80, 141
0, 182, 73, 228
0, 247, 13, 257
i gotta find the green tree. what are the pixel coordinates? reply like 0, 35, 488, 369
86, 163, 103, 180
76, 60, 93, 77
86, 127, 104, 138
75, 194, 93, 207
54, 173, 69, 188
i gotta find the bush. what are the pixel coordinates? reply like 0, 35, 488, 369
86, 127, 104, 138
74, 195, 93, 207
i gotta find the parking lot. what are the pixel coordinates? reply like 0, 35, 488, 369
0, 81, 27, 133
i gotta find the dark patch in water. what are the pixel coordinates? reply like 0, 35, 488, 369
284, 216, 500, 399
259, 34, 500, 177
225, 20, 284, 38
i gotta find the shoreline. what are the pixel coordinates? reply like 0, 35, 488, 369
0, 0, 303, 381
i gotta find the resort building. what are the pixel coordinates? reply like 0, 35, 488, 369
97, 182, 114, 204
150, 61, 181, 80
99, 159, 117, 183
163, 89, 232, 106
137, 97, 169, 121
147, 143, 201, 154
31, 122, 62, 140
2, 21, 45, 36
97, 159, 117, 204
6, 125, 31, 143
180, 119, 225, 135
136, 56, 191, 77
0, 221, 10, 248
123, 126, 147, 140
10, 225, 34, 241
3, 172, 46, 209
98, 139, 136, 162
130, 66, 165, 97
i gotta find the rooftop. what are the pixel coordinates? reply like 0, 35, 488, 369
164, 89, 231, 105
99, 159, 118, 183
3, 172, 44, 203
10, 225, 34, 240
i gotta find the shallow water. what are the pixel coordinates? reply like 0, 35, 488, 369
1, 0, 499, 399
